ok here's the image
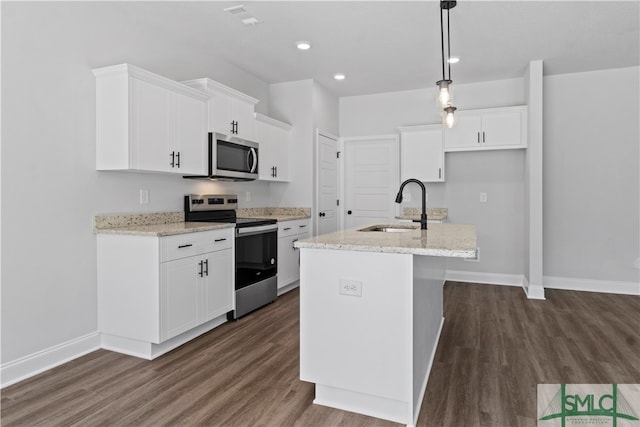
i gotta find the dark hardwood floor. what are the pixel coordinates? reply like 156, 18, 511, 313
2, 282, 639, 426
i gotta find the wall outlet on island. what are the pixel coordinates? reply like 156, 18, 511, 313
245, 191, 251, 202
634, 257, 640, 269
339, 279, 362, 297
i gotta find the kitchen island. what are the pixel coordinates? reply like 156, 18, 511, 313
294, 223, 476, 426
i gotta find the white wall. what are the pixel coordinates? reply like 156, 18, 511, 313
268, 80, 315, 208
543, 67, 640, 284
267, 80, 339, 214
1, 2, 272, 366
340, 79, 526, 276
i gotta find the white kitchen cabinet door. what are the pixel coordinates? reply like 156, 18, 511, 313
182, 78, 259, 141
161, 257, 200, 341
201, 249, 233, 323
399, 124, 444, 182
479, 109, 525, 147
277, 234, 298, 289
94, 64, 209, 175
277, 219, 310, 290
255, 113, 292, 182
444, 105, 527, 151
130, 77, 174, 172
442, 113, 483, 150
174, 92, 208, 175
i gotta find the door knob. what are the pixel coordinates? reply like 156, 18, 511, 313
347, 210, 352, 215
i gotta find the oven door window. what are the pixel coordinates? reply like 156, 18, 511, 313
236, 229, 277, 289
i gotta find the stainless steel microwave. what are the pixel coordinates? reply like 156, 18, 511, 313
184, 132, 258, 181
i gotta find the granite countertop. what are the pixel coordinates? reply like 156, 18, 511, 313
93, 212, 234, 237
395, 207, 448, 221
294, 222, 476, 258
236, 207, 311, 222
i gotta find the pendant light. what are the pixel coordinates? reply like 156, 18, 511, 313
437, 0, 457, 128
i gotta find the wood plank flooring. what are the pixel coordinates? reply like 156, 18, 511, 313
2, 282, 639, 426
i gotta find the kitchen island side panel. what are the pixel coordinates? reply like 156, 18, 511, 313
412, 255, 445, 424
299, 248, 413, 404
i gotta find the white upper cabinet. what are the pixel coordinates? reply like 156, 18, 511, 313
94, 64, 208, 175
399, 124, 445, 182
254, 113, 292, 182
182, 78, 259, 141
444, 105, 527, 151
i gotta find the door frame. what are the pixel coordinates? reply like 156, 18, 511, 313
340, 134, 400, 231
314, 129, 340, 236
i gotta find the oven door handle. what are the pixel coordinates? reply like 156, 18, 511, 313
236, 224, 278, 235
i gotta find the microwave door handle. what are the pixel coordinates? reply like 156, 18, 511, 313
248, 148, 257, 173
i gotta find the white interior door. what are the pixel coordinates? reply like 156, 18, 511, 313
343, 135, 399, 229
316, 130, 338, 236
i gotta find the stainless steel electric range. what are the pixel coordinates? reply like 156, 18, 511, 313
184, 194, 277, 319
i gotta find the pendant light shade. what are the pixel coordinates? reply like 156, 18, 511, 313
444, 106, 457, 128
437, 1, 457, 126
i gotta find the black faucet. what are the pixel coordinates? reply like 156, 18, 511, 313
395, 179, 428, 229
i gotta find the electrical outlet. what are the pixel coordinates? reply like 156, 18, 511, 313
339, 279, 362, 297
480, 192, 488, 203
634, 257, 640, 269
245, 191, 251, 202
139, 189, 149, 205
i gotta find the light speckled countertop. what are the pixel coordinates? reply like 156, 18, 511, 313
294, 222, 476, 257
396, 207, 448, 221
237, 207, 311, 222
94, 212, 234, 237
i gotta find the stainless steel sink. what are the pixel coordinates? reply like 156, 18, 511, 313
358, 225, 416, 233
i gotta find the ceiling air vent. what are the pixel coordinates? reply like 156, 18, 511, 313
223, 5, 246, 15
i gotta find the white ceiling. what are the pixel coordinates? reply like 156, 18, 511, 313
90, 1, 640, 97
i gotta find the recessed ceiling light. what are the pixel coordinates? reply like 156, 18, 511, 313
447, 57, 460, 64
333, 73, 346, 81
296, 41, 311, 50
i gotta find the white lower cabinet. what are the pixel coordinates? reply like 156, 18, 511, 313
277, 219, 310, 292
98, 227, 234, 359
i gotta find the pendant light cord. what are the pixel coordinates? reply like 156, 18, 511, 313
447, 8, 451, 80
440, 6, 446, 81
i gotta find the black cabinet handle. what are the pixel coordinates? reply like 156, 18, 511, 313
214, 238, 226, 242
178, 244, 193, 249
204, 259, 209, 276
477, 132, 480, 144
271, 166, 276, 177
198, 260, 203, 277
275, 166, 278, 177
319, 212, 325, 217
292, 238, 299, 250
283, 227, 291, 231
439, 168, 442, 179
230, 121, 235, 134
347, 210, 352, 215
176, 151, 180, 168
170, 151, 175, 167
299, 225, 307, 228
482, 131, 485, 143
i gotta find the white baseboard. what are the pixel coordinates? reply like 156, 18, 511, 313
544, 275, 640, 296
1, 332, 101, 389
445, 270, 524, 287
522, 276, 546, 300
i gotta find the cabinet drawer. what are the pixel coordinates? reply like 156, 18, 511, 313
161, 228, 233, 262
278, 219, 310, 238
